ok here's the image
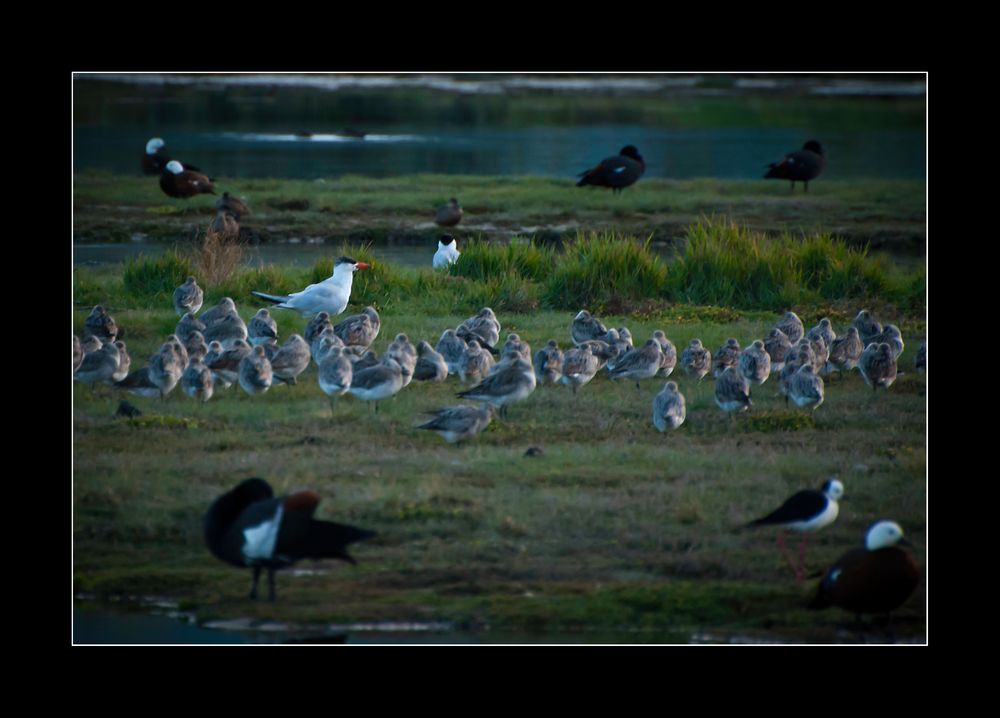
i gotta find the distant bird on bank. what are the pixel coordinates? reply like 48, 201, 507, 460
434, 198, 463, 227
418, 404, 495, 444
252, 256, 370, 317
808, 520, 920, 622
748, 479, 844, 582
204, 478, 376, 601
560, 345, 601, 394
209, 210, 240, 238
172, 276, 204, 317
576, 145, 645, 193
159, 160, 216, 199
652, 381, 686, 433
216, 192, 250, 220
433, 235, 461, 269
764, 140, 827, 192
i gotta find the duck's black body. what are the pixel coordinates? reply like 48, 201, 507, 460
808, 546, 920, 616
204, 478, 376, 601
764, 140, 826, 191
576, 145, 645, 193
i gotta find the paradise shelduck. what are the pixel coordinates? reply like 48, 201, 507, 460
576, 145, 645, 193
764, 140, 827, 192
434, 198, 463, 227
204, 478, 376, 601
159, 160, 216, 199
142, 137, 204, 176
808, 520, 920, 623
747, 479, 844, 581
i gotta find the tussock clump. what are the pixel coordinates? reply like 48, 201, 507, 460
194, 229, 246, 287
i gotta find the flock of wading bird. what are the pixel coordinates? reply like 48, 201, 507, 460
72, 137, 925, 628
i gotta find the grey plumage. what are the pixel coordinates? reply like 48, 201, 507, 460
182, 359, 215, 402
149, 341, 185, 397
80, 335, 103, 354
680, 339, 711, 381
111, 341, 132, 382
269, 335, 311, 385
185, 331, 209, 365
858, 342, 898, 391
714, 366, 752, 414
75, 342, 120, 385
418, 404, 495, 444
774, 311, 805, 344
349, 357, 404, 406
413, 340, 448, 382
533, 340, 564, 385
788, 364, 825, 410
247, 308, 279, 347
203, 311, 248, 350
712, 338, 742, 378
560, 345, 601, 394
457, 308, 500, 351
807, 318, 836, 348
200, 298, 238, 328
915, 342, 926, 374
386, 334, 417, 387
853, 310, 883, 345
175, 312, 207, 345
436, 329, 468, 376
318, 347, 353, 397
113, 367, 161, 398
311, 326, 344, 364
172, 276, 204, 317
571, 310, 608, 346
459, 340, 495, 384
866, 324, 904, 360
778, 347, 814, 402
85, 305, 118, 344
205, 339, 252, 387
652, 330, 677, 376
609, 339, 663, 389
764, 328, 793, 371
333, 306, 380, 349
304, 312, 333, 345
208, 210, 239, 237
827, 327, 864, 374
73, 335, 84, 372
457, 357, 536, 416
165, 334, 189, 369
739, 340, 772, 385
652, 381, 687, 432
239, 345, 273, 395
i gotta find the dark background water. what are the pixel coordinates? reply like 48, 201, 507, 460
73, 74, 926, 181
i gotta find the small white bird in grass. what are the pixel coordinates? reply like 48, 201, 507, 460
172, 276, 204, 317
747, 479, 844, 582
182, 359, 215, 402
418, 404, 495, 444
252, 256, 370, 317
788, 364, 825, 410
652, 381, 686, 433
433, 235, 461, 269
239, 345, 273, 396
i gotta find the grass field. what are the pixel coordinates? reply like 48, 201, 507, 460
73, 274, 927, 642
72, 172, 926, 256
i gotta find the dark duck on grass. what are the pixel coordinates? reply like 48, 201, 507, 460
160, 160, 216, 199
764, 140, 827, 192
576, 145, 645, 193
204, 478, 376, 601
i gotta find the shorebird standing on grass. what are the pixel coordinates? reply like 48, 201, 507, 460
386, 334, 418, 387
680, 339, 711, 382
457, 308, 501, 353
436, 329, 468, 377
652, 381, 686, 433
652, 331, 677, 377
149, 341, 185, 399
858, 342, 898, 392
827, 327, 864, 377
200, 298, 238, 328
866, 324, 905, 360
807, 318, 836, 348
269, 335, 311, 385
248, 308, 279, 348
763, 328, 792, 373
176, 312, 207, 345
571, 310, 609, 346
413, 341, 448, 383
172, 276, 204, 317
774, 312, 805, 344
747, 479, 844, 582
714, 366, 752, 419
318, 346, 353, 416
560, 345, 601, 395
182, 359, 215, 403
238, 345, 273, 396
608, 339, 663, 391
111, 341, 131, 383
74, 342, 120, 389
349, 357, 404, 413
418, 404, 495, 444
85, 305, 118, 344
788, 364, 825, 411
334, 306, 380, 349
712, 338, 742, 379
459, 340, 495, 384
457, 357, 536, 419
